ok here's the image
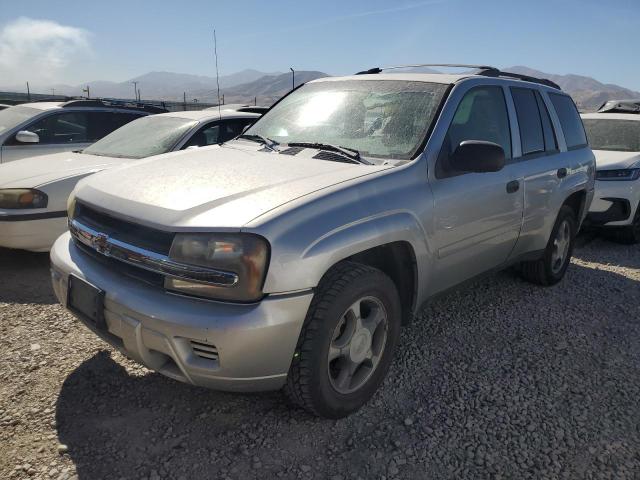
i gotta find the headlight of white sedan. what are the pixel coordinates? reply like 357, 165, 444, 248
165, 233, 270, 302
0, 188, 48, 209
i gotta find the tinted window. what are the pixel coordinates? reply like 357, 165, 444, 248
437, 86, 511, 177
88, 112, 145, 140
23, 112, 89, 144
583, 119, 640, 152
535, 92, 558, 152
182, 122, 220, 148
549, 93, 587, 149
220, 119, 254, 142
511, 88, 544, 155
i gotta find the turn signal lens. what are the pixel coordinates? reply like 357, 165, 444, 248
0, 188, 48, 209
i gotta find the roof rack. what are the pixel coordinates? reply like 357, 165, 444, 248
597, 99, 640, 114
355, 64, 561, 90
61, 98, 168, 114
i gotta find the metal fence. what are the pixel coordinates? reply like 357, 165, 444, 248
0, 91, 218, 112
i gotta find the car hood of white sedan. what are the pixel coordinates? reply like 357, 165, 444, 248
0, 151, 130, 188
593, 150, 640, 170
74, 143, 393, 230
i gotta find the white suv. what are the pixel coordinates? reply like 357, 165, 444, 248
0, 100, 162, 163
582, 100, 640, 243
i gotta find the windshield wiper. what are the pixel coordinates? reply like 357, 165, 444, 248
287, 142, 371, 165
238, 134, 280, 152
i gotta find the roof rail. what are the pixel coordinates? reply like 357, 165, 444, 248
597, 99, 640, 114
61, 98, 168, 114
355, 64, 561, 90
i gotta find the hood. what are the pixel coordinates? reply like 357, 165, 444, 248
75, 144, 393, 230
0, 151, 129, 188
593, 150, 640, 170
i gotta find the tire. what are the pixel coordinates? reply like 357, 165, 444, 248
612, 202, 640, 244
284, 261, 402, 418
520, 205, 577, 286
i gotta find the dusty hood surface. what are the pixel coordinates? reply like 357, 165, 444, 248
75, 143, 392, 230
593, 150, 640, 170
0, 151, 128, 188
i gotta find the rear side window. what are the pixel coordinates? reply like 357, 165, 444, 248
535, 92, 558, 152
549, 93, 587, 149
511, 88, 544, 155
89, 112, 144, 140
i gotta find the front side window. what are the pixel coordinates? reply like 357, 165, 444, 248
583, 119, 640, 152
549, 93, 587, 149
244, 80, 449, 160
182, 122, 220, 148
437, 86, 511, 177
0, 106, 41, 135
22, 112, 90, 144
83, 115, 197, 159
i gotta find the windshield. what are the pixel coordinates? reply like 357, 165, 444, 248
583, 119, 640, 152
0, 106, 41, 135
244, 80, 449, 160
83, 115, 197, 159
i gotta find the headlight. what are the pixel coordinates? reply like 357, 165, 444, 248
595, 168, 640, 181
0, 188, 48, 209
67, 194, 77, 218
164, 233, 269, 302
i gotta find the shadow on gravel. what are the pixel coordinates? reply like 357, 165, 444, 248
55, 258, 640, 479
0, 247, 56, 304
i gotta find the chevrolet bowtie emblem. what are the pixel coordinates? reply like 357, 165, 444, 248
91, 233, 110, 255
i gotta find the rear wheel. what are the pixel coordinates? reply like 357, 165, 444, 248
284, 261, 401, 418
520, 205, 577, 286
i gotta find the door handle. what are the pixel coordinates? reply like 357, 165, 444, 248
557, 168, 568, 179
506, 180, 520, 193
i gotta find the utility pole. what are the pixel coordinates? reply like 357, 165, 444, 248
254, 96, 257, 106
137, 89, 141, 101
132, 81, 139, 101
183, 92, 187, 111
51, 88, 55, 96
26, 81, 31, 101
290, 68, 295, 90
221, 94, 224, 105
83, 85, 90, 98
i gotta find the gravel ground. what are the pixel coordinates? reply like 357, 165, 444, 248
1, 236, 639, 480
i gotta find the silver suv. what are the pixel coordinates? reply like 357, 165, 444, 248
50, 65, 595, 418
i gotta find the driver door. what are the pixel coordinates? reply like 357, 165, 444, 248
430, 85, 524, 292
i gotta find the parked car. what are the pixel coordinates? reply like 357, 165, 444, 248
50, 65, 594, 418
0, 108, 260, 251
581, 102, 640, 243
0, 103, 12, 111
207, 104, 270, 114
0, 99, 165, 163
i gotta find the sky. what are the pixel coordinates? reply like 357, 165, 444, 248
0, 0, 639, 90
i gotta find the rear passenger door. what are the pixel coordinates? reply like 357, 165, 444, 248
506, 88, 571, 258
430, 85, 523, 291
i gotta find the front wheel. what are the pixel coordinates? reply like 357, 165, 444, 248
520, 205, 577, 286
284, 261, 401, 418
612, 201, 640, 244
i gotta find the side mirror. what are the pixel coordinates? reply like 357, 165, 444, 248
450, 140, 505, 173
15, 130, 40, 144
241, 123, 252, 134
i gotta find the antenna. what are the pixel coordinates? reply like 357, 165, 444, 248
213, 28, 222, 121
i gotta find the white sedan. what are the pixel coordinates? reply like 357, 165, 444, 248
0, 108, 259, 251
582, 107, 640, 243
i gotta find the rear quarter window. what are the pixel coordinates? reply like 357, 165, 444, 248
549, 93, 587, 149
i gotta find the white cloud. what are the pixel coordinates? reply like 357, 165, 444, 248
0, 17, 91, 85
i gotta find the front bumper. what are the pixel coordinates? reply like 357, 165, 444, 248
50, 233, 314, 392
586, 180, 639, 227
0, 212, 67, 252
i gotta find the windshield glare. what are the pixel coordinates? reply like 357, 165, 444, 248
244, 80, 449, 160
83, 115, 197, 158
0, 106, 41, 135
583, 118, 640, 152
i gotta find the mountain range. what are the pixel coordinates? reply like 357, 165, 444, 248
1, 67, 637, 111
